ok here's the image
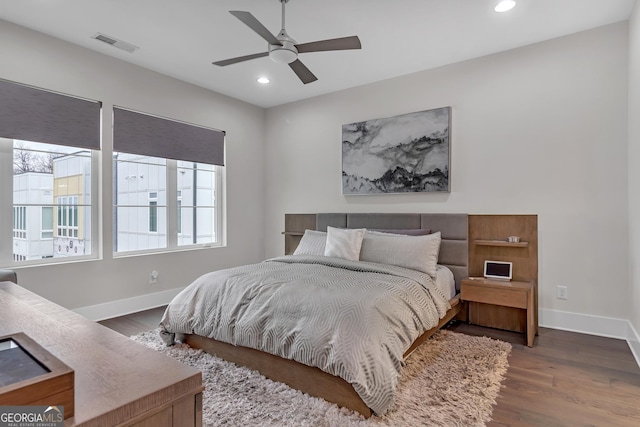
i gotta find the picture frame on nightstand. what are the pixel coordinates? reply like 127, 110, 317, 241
483, 260, 512, 281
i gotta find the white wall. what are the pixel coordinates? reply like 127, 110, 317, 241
628, 2, 640, 355
0, 20, 266, 311
265, 23, 629, 323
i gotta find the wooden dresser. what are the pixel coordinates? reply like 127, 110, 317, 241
0, 281, 203, 427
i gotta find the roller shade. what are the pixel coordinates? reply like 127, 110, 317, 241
113, 107, 225, 166
0, 79, 101, 150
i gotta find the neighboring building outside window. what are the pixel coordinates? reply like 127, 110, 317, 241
6, 140, 93, 262
53, 152, 91, 258
112, 153, 167, 253
112, 154, 222, 253
177, 161, 218, 247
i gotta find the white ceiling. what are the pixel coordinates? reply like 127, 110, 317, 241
0, 0, 636, 108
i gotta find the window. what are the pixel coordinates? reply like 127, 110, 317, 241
41, 206, 53, 239
113, 107, 224, 255
177, 162, 219, 246
13, 206, 26, 239
149, 192, 158, 233
177, 190, 182, 235
0, 79, 100, 265
113, 154, 167, 252
11, 142, 94, 261
57, 195, 79, 238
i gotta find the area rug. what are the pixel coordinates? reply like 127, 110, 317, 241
130, 329, 511, 427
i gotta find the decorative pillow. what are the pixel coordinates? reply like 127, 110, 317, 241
368, 228, 432, 236
360, 231, 442, 278
293, 230, 327, 256
324, 226, 366, 261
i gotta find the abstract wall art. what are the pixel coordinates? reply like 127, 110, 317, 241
342, 106, 451, 195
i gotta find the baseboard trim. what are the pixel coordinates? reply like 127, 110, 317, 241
629, 322, 640, 368
73, 287, 185, 321
539, 308, 630, 339
540, 308, 640, 368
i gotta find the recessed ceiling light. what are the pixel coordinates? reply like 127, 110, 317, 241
257, 77, 270, 84
495, 0, 516, 12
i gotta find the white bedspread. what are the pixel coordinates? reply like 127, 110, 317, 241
160, 255, 450, 414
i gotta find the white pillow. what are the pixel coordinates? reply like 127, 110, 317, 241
360, 231, 442, 278
324, 226, 366, 261
293, 230, 327, 256
435, 265, 456, 299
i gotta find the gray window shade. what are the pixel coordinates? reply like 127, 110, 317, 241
0, 79, 101, 150
113, 107, 225, 166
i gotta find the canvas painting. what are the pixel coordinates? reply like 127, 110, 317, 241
342, 107, 451, 195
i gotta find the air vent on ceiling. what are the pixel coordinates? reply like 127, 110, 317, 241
92, 33, 139, 53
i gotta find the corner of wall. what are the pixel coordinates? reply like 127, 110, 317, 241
540, 308, 640, 368
628, 0, 640, 340
629, 321, 640, 368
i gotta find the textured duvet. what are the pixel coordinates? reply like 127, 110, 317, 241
160, 255, 450, 415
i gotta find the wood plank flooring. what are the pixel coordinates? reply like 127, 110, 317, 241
448, 322, 640, 427
99, 306, 166, 337
101, 309, 640, 426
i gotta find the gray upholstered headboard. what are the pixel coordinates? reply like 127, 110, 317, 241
315, 213, 469, 290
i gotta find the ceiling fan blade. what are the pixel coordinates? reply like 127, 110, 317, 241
289, 59, 318, 84
295, 36, 361, 53
213, 52, 269, 67
229, 11, 282, 46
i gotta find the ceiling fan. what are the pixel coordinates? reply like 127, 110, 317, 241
212, 0, 362, 84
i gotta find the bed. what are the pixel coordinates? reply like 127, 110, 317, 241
160, 213, 469, 418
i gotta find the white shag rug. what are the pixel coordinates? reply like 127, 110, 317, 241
130, 329, 511, 427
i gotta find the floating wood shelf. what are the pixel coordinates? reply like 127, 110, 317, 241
282, 231, 304, 236
474, 239, 529, 248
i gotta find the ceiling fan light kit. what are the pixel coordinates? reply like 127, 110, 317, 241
212, 0, 361, 84
269, 30, 298, 64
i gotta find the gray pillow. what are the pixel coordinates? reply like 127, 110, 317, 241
368, 228, 432, 236
360, 231, 442, 278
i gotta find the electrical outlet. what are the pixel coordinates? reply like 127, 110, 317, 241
557, 285, 568, 300
149, 270, 158, 284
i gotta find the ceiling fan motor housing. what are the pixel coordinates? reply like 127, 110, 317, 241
269, 29, 298, 64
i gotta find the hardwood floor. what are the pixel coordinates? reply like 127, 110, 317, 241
448, 322, 640, 427
101, 308, 640, 427
98, 306, 166, 337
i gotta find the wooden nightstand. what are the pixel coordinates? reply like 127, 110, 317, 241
461, 277, 536, 347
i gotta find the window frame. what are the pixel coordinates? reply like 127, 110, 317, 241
2, 140, 100, 267
112, 156, 224, 257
